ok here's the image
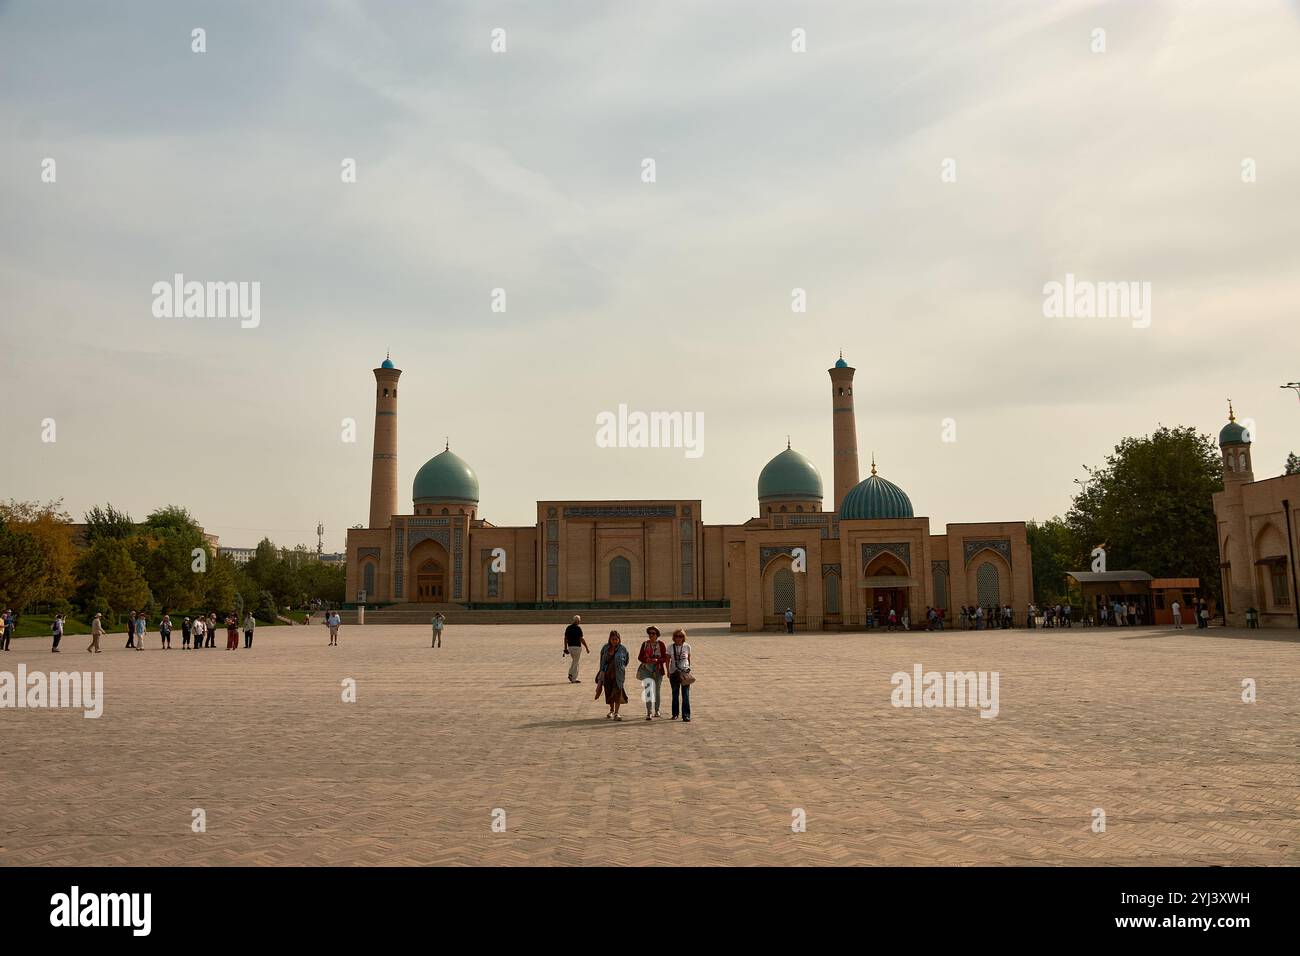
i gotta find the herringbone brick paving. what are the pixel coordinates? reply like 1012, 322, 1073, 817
1, 623, 1296, 866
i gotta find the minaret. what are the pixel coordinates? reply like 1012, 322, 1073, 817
368, 353, 401, 529
829, 352, 860, 511
1220, 399, 1253, 483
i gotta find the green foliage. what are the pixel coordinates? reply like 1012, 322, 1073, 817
1026, 517, 1079, 604
1065, 425, 1222, 595
86, 540, 152, 623
1285, 452, 1300, 476
83, 503, 135, 542
0, 518, 49, 611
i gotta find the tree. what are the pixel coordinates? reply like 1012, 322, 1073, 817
84, 540, 151, 623
1065, 426, 1222, 596
0, 518, 50, 611
143, 505, 204, 539
83, 503, 135, 542
201, 553, 239, 613
1285, 452, 1300, 476
1026, 517, 1078, 604
0, 499, 76, 604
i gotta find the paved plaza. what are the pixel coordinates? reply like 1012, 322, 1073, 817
1, 622, 1296, 866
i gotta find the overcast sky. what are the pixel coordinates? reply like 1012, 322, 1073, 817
2, 0, 1298, 551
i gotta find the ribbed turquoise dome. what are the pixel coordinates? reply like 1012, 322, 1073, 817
1219, 420, 1249, 445
757, 446, 823, 503
839, 473, 914, 520
413, 448, 479, 504
834, 356, 848, 369
381, 357, 395, 369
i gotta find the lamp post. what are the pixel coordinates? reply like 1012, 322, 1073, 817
1282, 382, 1300, 403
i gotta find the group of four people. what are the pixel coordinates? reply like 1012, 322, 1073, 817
563, 616, 694, 722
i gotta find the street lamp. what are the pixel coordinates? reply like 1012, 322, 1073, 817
1282, 382, 1300, 403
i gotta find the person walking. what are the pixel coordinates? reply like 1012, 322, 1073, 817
206, 612, 218, 648
328, 610, 341, 646
243, 611, 255, 649
160, 614, 173, 649
134, 612, 146, 651
563, 615, 587, 682
667, 628, 693, 722
431, 611, 445, 648
784, 607, 795, 634
597, 630, 629, 720
1198, 603, 1210, 629
51, 613, 64, 653
1171, 600, 1183, 629
636, 626, 668, 721
86, 613, 104, 653
225, 613, 239, 650
181, 616, 192, 649
0, 608, 12, 651
125, 610, 137, 649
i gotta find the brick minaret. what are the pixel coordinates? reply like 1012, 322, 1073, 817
368, 354, 401, 529
829, 353, 859, 512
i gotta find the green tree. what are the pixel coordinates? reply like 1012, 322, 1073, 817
201, 553, 239, 613
0, 518, 50, 611
86, 540, 151, 623
1285, 452, 1300, 476
1026, 517, 1079, 604
83, 503, 135, 542
1065, 426, 1222, 596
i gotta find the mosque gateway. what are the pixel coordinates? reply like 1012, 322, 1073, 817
346, 353, 1033, 629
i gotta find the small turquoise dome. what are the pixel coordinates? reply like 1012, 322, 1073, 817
413, 448, 479, 504
758, 446, 824, 503
1219, 420, 1248, 445
1219, 405, 1249, 445
834, 355, 848, 369
840, 471, 914, 520
381, 356, 395, 369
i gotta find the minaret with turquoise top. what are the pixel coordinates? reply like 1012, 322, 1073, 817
829, 352, 860, 512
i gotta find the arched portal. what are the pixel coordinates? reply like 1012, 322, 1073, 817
415, 558, 446, 601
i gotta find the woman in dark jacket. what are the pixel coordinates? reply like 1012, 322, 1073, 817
598, 631, 630, 720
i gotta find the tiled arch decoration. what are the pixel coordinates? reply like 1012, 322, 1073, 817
862, 542, 911, 571
963, 539, 1011, 567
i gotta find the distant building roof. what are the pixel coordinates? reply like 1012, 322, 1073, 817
1150, 578, 1200, 589
1065, 571, 1154, 584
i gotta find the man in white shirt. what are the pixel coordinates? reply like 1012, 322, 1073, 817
1171, 600, 1182, 629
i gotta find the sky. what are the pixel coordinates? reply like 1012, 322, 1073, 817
2, 0, 1298, 551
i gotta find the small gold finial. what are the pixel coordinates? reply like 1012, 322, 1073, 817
1227, 399, 1235, 422
870, 452, 877, 476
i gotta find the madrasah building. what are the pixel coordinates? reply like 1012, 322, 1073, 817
345, 354, 1033, 630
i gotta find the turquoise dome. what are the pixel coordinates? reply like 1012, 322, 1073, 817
413, 448, 479, 504
834, 355, 848, 369
840, 472, 914, 520
758, 446, 823, 503
1219, 420, 1249, 445
381, 356, 395, 369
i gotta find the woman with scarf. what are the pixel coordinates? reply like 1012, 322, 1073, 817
597, 630, 630, 720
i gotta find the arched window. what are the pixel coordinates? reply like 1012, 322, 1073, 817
933, 568, 949, 608
773, 567, 795, 614
976, 562, 1000, 606
824, 571, 841, 614
609, 556, 632, 597
362, 562, 376, 596
780, 505, 788, 513
485, 562, 500, 598
441, 508, 449, 515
